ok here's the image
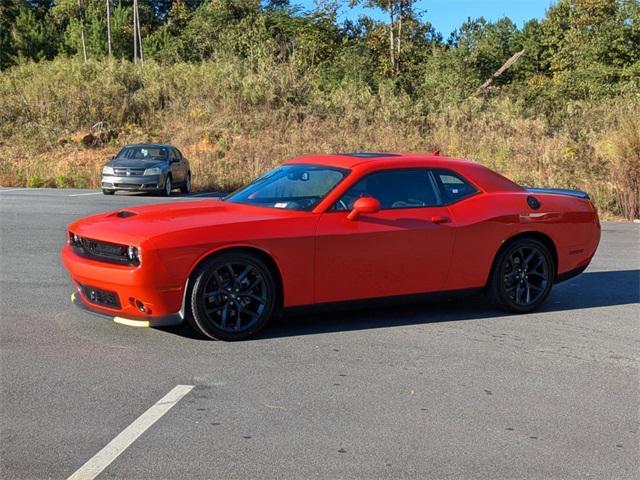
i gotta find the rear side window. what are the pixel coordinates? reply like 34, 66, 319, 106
433, 169, 478, 204
334, 169, 442, 210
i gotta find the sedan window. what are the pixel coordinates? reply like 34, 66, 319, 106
334, 169, 442, 211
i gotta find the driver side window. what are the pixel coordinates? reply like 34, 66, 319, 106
334, 169, 442, 211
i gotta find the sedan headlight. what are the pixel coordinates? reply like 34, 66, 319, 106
143, 167, 162, 176
102, 166, 114, 175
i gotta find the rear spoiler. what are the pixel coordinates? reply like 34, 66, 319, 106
525, 187, 590, 200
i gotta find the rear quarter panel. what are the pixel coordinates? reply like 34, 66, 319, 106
444, 192, 600, 290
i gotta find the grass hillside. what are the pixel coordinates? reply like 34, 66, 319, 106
0, 58, 638, 218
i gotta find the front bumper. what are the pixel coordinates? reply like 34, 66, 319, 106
101, 174, 162, 191
71, 291, 182, 327
62, 244, 186, 327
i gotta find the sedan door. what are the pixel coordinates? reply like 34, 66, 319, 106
314, 168, 455, 304
177, 148, 190, 180
169, 148, 184, 183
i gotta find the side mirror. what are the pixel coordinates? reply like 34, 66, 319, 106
347, 197, 381, 221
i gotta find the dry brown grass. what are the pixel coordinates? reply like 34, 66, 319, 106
0, 59, 638, 219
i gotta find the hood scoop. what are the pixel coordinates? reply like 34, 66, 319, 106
113, 210, 137, 218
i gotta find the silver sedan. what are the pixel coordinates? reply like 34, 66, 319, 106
101, 143, 191, 196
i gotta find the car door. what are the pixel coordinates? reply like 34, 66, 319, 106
314, 168, 455, 304
169, 148, 184, 183
176, 148, 189, 180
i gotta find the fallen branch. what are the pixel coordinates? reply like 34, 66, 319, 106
475, 49, 525, 96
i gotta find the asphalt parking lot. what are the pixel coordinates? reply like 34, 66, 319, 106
1, 187, 638, 479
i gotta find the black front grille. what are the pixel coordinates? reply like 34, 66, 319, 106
79, 284, 121, 309
69, 232, 139, 266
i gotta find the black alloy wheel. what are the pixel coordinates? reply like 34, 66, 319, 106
188, 252, 276, 340
487, 238, 554, 313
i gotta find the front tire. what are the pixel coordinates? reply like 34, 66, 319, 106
487, 238, 554, 313
162, 175, 172, 197
187, 252, 276, 341
102, 189, 115, 195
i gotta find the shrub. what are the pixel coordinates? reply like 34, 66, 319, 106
0, 58, 638, 219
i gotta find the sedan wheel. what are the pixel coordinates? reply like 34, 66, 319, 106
188, 252, 276, 341
487, 239, 553, 313
163, 176, 172, 197
180, 173, 191, 194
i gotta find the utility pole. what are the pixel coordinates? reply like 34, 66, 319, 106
78, 0, 87, 62
106, 0, 112, 57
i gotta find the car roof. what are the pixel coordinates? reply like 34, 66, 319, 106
122, 143, 175, 149
284, 152, 524, 193
283, 152, 476, 170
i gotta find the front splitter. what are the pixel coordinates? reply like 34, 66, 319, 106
70, 292, 183, 328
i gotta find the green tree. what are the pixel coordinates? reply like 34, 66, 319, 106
0, 0, 21, 69
10, 3, 59, 64
542, 0, 640, 99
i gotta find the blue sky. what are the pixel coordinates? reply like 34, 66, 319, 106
294, 1, 555, 36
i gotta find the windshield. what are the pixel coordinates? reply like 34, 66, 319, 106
225, 164, 348, 211
116, 146, 168, 161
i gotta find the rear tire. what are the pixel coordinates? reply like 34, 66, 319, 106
180, 172, 191, 194
187, 252, 276, 341
486, 238, 554, 313
102, 189, 115, 195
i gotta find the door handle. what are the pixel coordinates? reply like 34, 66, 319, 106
431, 215, 451, 224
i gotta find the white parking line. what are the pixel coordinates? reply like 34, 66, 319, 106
66, 384, 194, 480
0, 188, 26, 193
68, 192, 102, 197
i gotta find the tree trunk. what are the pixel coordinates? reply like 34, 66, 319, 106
106, 0, 112, 57
388, 2, 395, 74
133, 0, 138, 63
78, 0, 87, 62
136, 0, 144, 64
475, 49, 526, 96
396, 0, 402, 74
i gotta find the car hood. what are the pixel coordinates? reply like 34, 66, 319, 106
107, 158, 167, 169
68, 200, 306, 246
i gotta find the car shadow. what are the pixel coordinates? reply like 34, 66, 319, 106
160, 269, 639, 341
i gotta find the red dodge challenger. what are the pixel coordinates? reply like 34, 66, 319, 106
61, 152, 600, 340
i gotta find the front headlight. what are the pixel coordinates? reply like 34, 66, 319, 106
143, 167, 161, 176
102, 166, 114, 175
127, 246, 140, 263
